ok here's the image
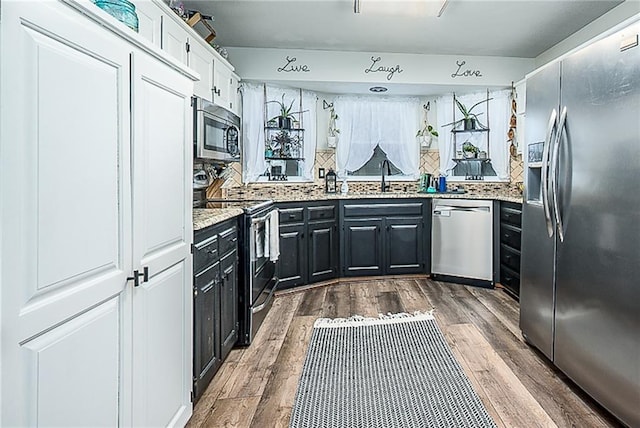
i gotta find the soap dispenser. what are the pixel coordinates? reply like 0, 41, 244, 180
341, 179, 349, 195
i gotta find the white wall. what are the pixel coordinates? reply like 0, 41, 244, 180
228, 47, 534, 95
535, 1, 640, 67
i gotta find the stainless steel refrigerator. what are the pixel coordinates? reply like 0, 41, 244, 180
520, 21, 640, 427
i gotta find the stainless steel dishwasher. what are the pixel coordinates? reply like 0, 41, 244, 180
431, 199, 493, 282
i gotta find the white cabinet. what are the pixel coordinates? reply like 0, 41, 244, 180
162, 11, 189, 65
130, 51, 193, 428
133, 0, 163, 47
1, 2, 194, 427
188, 37, 215, 101
229, 72, 241, 114
212, 56, 241, 113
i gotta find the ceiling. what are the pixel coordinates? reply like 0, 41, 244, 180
181, 0, 624, 58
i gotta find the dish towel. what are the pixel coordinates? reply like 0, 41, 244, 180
268, 209, 280, 262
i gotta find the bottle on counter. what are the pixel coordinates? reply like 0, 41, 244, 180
341, 179, 349, 195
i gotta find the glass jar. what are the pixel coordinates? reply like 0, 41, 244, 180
94, 0, 139, 32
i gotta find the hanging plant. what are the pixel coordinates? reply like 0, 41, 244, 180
417, 103, 438, 147
328, 107, 340, 137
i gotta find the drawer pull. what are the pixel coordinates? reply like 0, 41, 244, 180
503, 233, 510, 239
289, 214, 296, 219
231, 237, 237, 243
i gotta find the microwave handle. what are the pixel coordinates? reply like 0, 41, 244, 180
226, 125, 240, 156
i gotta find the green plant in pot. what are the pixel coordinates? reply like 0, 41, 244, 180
462, 141, 480, 158
267, 93, 308, 129
443, 96, 493, 131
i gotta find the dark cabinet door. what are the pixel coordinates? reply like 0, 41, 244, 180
277, 224, 306, 289
343, 218, 384, 276
386, 217, 424, 275
219, 250, 238, 359
308, 221, 338, 283
193, 261, 221, 402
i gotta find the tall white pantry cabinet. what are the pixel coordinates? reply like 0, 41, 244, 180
0, 1, 196, 426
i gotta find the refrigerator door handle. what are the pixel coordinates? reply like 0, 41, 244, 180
551, 106, 568, 242
541, 108, 557, 238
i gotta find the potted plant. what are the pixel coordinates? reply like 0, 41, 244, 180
267, 93, 308, 129
443, 96, 492, 130
327, 106, 340, 148
416, 123, 438, 147
462, 141, 479, 158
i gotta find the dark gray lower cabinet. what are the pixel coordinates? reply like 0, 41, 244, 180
344, 218, 384, 276
193, 218, 239, 403
277, 199, 429, 286
342, 200, 430, 277
308, 221, 338, 283
193, 260, 221, 403
277, 202, 338, 289
386, 217, 424, 274
278, 224, 306, 289
220, 250, 238, 359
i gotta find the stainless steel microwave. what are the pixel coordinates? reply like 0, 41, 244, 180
193, 97, 241, 162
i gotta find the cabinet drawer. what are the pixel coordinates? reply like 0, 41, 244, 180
344, 202, 423, 218
500, 243, 521, 272
500, 206, 522, 227
194, 235, 218, 274
308, 205, 335, 221
500, 263, 520, 296
218, 226, 238, 256
279, 207, 304, 224
195, 260, 220, 290
500, 223, 521, 249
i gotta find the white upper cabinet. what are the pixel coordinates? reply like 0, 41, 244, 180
229, 72, 240, 115
162, 13, 189, 65
189, 37, 215, 101
132, 0, 240, 108
133, 0, 163, 48
213, 57, 232, 109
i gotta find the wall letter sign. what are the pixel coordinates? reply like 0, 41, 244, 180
277, 56, 310, 73
364, 56, 403, 81
451, 60, 482, 78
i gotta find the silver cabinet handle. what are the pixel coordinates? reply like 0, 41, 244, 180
541, 109, 557, 238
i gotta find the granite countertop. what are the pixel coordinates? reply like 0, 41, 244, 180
270, 192, 523, 204
193, 208, 244, 231
192, 193, 523, 230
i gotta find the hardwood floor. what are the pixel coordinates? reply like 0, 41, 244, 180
187, 278, 622, 428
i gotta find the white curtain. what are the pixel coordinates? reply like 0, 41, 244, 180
241, 82, 267, 183
242, 84, 317, 182
437, 90, 510, 180
301, 91, 317, 180
334, 95, 421, 178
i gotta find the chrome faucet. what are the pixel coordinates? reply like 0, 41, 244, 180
381, 159, 391, 192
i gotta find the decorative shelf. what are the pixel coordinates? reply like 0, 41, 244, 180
453, 158, 492, 162
265, 126, 305, 131
266, 157, 305, 161
452, 128, 489, 133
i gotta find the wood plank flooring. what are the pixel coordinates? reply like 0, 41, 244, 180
187, 278, 623, 428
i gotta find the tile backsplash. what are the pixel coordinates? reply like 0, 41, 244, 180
212, 149, 523, 201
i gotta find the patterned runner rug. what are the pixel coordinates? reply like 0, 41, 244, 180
289, 312, 496, 428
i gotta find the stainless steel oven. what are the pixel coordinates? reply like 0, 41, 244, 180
237, 200, 277, 345
193, 97, 240, 162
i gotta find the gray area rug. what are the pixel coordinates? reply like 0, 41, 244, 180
289, 312, 497, 428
